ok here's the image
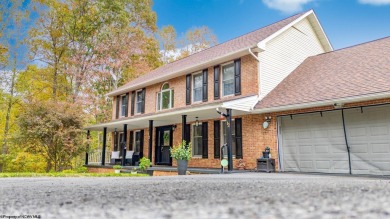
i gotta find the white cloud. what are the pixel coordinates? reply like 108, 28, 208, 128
262, 0, 314, 13
358, 0, 390, 5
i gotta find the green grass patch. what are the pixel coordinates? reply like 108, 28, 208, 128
0, 172, 149, 177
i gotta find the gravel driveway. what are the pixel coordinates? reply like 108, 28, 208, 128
1, 173, 389, 219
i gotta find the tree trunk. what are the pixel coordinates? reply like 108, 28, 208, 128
1, 64, 17, 172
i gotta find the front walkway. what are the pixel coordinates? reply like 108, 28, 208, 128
1, 173, 389, 218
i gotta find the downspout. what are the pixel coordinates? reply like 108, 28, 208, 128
341, 109, 352, 174
248, 48, 260, 62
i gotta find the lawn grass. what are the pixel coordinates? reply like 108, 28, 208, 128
0, 172, 149, 177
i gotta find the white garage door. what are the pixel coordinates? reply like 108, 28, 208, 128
279, 105, 390, 175
279, 111, 350, 173
344, 105, 390, 175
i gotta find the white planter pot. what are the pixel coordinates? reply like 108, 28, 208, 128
114, 169, 121, 174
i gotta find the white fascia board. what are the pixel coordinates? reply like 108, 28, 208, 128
106, 49, 251, 97
252, 92, 390, 114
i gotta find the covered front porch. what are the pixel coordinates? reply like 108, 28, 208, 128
84, 95, 258, 171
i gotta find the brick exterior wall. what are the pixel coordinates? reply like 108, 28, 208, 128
112, 54, 258, 120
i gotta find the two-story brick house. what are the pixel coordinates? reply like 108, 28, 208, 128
86, 9, 390, 175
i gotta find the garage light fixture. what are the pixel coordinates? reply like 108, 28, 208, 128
263, 116, 272, 129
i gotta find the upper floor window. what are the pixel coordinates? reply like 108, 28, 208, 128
193, 72, 203, 103
135, 90, 143, 114
120, 94, 128, 117
222, 62, 234, 96
157, 83, 174, 111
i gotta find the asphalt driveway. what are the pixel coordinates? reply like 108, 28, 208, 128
1, 173, 389, 219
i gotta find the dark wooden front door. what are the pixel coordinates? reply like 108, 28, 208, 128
155, 126, 173, 165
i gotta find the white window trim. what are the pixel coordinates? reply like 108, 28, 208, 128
156, 83, 173, 111
135, 89, 143, 115
221, 119, 236, 158
221, 61, 235, 97
192, 71, 203, 104
191, 124, 203, 158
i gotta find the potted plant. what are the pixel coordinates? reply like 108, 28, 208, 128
263, 146, 271, 158
113, 165, 122, 173
139, 157, 151, 172
170, 140, 192, 175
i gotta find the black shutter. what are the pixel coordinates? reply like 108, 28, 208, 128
214, 120, 221, 158
140, 130, 144, 158
202, 122, 208, 158
202, 69, 208, 102
131, 91, 135, 116
141, 88, 146, 114
214, 66, 220, 100
125, 93, 129, 117
235, 118, 243, 159
186, 74, 191, 105
185, 124, 191, 144
116, 95, 120, 119
234, 59, 241, 95
129, 131, 134, 151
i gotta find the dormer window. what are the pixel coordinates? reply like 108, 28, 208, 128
157, 83, 174, 111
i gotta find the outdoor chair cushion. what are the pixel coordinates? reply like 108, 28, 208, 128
126, 151, 134, 159
111, 151, 120, 159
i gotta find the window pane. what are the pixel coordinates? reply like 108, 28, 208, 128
222, 63, 234, 96
193, 74, 203, 102
162, 90, 170, 109
121, 96, 127, 117
193, 88, 202, 102
136, 91, 142, 113
162, 83, 169, 90
193, 125, 202, 156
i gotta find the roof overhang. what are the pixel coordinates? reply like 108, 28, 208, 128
252, 91, 390, 114
85, 96, 257, 131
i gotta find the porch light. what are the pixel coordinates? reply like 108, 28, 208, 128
263, 116, 272, 129
172, 125, 177, 131
195, 117, 200, 126
114, 128, 117, 135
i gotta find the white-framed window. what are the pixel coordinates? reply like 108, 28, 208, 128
192, 124, 203, 156
135, 90, 143, 114
157, 83, 174, 111
134, 130, 141, 153
120, 95, 128, 117
222, 62, 234, 96
222, 120, 236, 157
192, 72, 203, 103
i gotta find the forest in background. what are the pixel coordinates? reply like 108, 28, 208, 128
0, 0, 217, 172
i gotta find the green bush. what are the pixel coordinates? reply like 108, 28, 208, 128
62, 169, 76, 173
170, 140, 192, 161
76, 166, 88, 173
139, 157, 151, 171
113, 165, 122, 169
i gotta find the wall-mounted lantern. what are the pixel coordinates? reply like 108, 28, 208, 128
263, 116, 272, 129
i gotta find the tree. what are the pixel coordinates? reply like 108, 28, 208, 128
18, 101, 85, 172
158, 25, 218, 63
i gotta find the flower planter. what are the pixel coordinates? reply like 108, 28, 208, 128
114, 169, 121, 174
177, 160, 188, 175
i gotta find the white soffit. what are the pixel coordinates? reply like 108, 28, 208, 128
221, 95, 259, 112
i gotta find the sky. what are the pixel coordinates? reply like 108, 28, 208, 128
153, 0, 390, 50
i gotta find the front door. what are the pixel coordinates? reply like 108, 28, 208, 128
155, 126, 173, 165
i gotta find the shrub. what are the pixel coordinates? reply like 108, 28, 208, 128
139, 157, 151, 171
170, 140, 192, 161
113, 165, 122, 169
76, 166, 88, 173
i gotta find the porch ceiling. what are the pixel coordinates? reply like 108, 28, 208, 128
85, 102, 253, 132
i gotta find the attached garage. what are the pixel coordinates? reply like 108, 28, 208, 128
278, 104, 390, 176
